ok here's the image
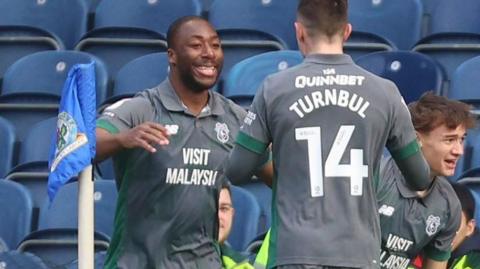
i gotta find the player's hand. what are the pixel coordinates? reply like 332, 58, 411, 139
117, 122, 170, 153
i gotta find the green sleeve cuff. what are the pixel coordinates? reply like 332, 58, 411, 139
236, 132, 268, 154
424, 246, 451, 261
391, 139, 420, 160
97, 119, 120, 134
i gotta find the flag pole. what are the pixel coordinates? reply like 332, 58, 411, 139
78, 164, 94, 269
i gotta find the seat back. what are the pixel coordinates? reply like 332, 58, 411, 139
240, 181, 272, 235
0, 0, 88, 49
223, 50, 303, 106
17, 228, 109, 268
209, 0, 297, 49
228, 185, 261, 251
39, 180, 118, 239
94, 0, 201, 34
426, 0, 480, 36
0, 116, 15, 178
107, 52, 169, 105
349, 0, 423, 50
0, 180, 33, 249
356, 51, 444, 104
450, 56, 480, 107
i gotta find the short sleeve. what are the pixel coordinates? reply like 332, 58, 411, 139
236, 83, 271, 154
424, 190, 462, 261
385, 83, 419, 160
97, 97, 154, 134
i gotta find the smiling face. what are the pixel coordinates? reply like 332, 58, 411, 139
168, 19, 223, 93
418, 124, 466, 177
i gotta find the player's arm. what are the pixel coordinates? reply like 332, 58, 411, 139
224, 141, 270, 186
387, 82, 432, 190
422, 258, 447, 269
95, 98, 170, 162
95, 122, 170, 161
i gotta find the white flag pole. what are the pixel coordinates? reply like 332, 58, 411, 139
78, 164, 94, 269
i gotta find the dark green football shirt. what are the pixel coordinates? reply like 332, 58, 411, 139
97, 80, 247, 269
378, 157, 462, 269
236, 54, 424, 268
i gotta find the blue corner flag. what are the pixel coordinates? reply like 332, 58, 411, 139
47, 62, 97, 202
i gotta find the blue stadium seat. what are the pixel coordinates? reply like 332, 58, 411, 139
0, 116, 15, 178
0, 251, 49, 269
0, 51, 108, 145
208, 0, 296, 82
239, 181, 272, 235
105, 52, 169, 105
17, 228, 109, 268
0, 180, 32, 250
344, 31, 396, 60
356, 51, 445, 104
38, 180, 118, 239
0, 0, 88, 49
413, 0, 480, 83
76, 0, 201, 80
349, 0, 423, 50
223, 50, 303, 107
449, 56, 480, 108
228, 185, 261, 252
6, 117, 57, 220
0, 26, 62, 89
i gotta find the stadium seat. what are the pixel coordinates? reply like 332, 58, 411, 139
0, 180, 32, 250
223, 50, 303, 107
38, 180, 118, 239
17, 228, 109, 268
228, 185, 261, 252
0, 26, 62, 89
75, 0, 201, 80
0, 0, 88, 49
239, 181, 272, 235
0, 116, 15, 178
344, 31, 396, 60
0, 51, 108, 145
0, 251, 49, 269
6, 117, 57, 227
356, 51, 445, 104
348, 0, 423, 50
65, 251, 107, 269
413, 0, 480, 83
449, 56, 480, 108
208, 0, 297, 82
104, 52, 169, 105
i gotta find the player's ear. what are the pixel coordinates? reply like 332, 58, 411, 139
343, 23, 352, 42
466, 219, 476, 237
167, 48, 177, 66
295, 21, 307, 54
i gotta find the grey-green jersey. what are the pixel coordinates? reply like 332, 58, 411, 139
378, 157, 461, 269
97, 80, 246, 269
236, 54, 423, 268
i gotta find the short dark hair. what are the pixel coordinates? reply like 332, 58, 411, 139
408, 92, 475, 133
452, 183, 476, 221
297, 0, 348, 39
166, 15, 207, 49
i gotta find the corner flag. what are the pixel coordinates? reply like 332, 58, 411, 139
47, 62, 96, 201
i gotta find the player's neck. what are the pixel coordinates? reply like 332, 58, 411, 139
301, 36, 344, 55
177, 89, 209, 116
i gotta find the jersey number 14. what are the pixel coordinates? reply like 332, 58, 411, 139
295, 125, 368, 197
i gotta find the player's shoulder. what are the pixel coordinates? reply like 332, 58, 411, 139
211, 90, 247, 121
434, 177, 461, 208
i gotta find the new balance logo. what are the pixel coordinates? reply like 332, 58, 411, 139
379, 204, 395, 216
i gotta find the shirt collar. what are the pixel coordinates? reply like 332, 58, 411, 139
304, 53, 354, 65
157, 79, 225, 116
396, 176, 438, 204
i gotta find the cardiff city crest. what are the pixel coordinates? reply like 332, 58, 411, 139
214, 122, 230, 144
50, 112, 87, 171
425, 215, 441, 236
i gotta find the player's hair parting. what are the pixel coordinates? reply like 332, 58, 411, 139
297, 0, 348, 39
408, 92, 476, 133
166, 15, 208, 49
